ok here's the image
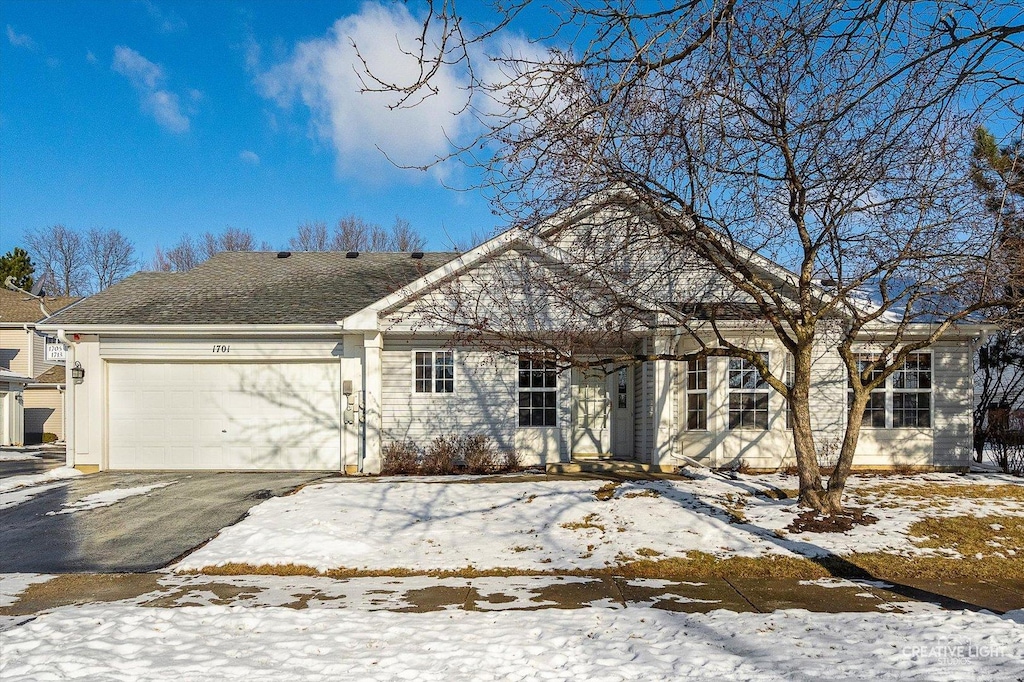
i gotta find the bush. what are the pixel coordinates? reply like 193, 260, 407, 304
422, 435, 461, 475
381, 441, 420, 475
461, 435, 500, 474
500, 449, 522, 473
41, 432, 58, 444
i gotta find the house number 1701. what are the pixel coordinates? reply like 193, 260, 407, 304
212, 344, 231, 353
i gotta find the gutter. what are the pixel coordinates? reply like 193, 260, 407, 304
35, 323, 343, 337
56, 329, 75, 469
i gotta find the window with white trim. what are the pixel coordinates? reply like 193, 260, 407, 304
892, 353, 932, 427
728, 353, 769, 430
414, 350, 454, 393
685, 357, 707, 430
848, 352, 931, 428
518, 357, 557, 426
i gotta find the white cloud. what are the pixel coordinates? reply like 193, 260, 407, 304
6, 25, 37, 50
256, 2, 472, 179
239, 150, 260, 165
112, 45, 190, 134
141, 0, 187, 33
86, 50, 98, 64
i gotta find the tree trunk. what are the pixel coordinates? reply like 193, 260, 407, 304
789, 344, 827, 511
825, 392, 869, 514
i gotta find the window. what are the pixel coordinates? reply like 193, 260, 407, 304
849, 352, 931, 428
892, 353, 931, 428
616, 367, 628, 409
519, 357, 557, 426
728, 353, 769, 430
849, 355, 886, 428
414, 350, 454, 393
685, 357, 707, 430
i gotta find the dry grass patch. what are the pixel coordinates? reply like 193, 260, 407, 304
635, 547, 663, 558
623, 489, 661, 499
594, 482, 621, 501
844, 554, 1024, 581
616, 553, 830, 580
908, 515, 1024, 557
560, 513, 606, 532
857, 482, 1024, 501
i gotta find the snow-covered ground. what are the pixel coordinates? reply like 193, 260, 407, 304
175, 472, 1024, 572
2, 602, 1021, 681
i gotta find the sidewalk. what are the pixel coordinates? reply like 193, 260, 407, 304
4, 571, 1023, 622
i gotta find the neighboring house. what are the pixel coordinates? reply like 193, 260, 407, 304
40, 211, 987, 474
0, 368, 30, 446
0, 289, 81, 444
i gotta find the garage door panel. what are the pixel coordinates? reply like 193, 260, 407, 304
108, 362, 341, 470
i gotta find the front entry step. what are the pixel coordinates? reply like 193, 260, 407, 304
546, 459, 677, 474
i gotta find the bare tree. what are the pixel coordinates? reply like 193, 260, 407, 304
24, 224, 86, 296
201, 226, 257, 258
164, 235, 203, 271
85, 228, 136, 291
289, 221, 331, 251
331, 215, 425, 251
364, 1, 1024, 513
389, 217, 427, 251
333, 216, 374, 251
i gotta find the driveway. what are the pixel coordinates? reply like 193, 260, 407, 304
0, 447, 66, 479
0, 470, 330, 573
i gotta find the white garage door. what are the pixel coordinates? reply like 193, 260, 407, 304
108, 362, 342, 470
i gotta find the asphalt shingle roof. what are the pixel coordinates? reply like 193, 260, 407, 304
43, 251, 458, 326
0, 290, 81, 324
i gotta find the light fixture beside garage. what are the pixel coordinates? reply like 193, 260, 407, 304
71, 361, 85, 382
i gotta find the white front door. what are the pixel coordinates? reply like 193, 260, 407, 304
572, 368, 610, 455
611, 367, 634, 458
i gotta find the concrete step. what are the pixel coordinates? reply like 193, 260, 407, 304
546, 460, 676, 474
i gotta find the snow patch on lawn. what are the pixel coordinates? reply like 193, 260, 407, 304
0, 574, 54, 608
175, 478, 793, 572
175, 473, 1024, 572
1, 604, 1021, 680
46, 481, 176, 515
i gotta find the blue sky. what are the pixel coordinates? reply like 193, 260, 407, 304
0, 1, 512, 265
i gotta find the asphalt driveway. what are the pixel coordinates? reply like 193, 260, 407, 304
0, 470, 331, 573
0, 447, 66, 479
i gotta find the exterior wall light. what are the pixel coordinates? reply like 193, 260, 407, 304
71, 361, 85, 381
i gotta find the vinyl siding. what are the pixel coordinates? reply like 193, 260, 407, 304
24, 385, 64, 440
932, 342, 973, 466
380, 338, 570, 465
0, 328, 29, 375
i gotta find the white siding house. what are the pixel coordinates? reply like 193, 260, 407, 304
41, 212, 985, 474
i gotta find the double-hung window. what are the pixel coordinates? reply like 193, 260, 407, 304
850, 355, 886, 428
728, 353, 770, 430
414, 350, 454, 393
892, 353, 932, 427
849, 352, 931, 428
685, 357, 708, 430
518, 357, 557, 426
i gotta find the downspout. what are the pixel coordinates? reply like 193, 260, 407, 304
56, 330, 75, 469
23, 324, 34, 378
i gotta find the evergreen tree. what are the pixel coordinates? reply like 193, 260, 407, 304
0, 247, 35, 290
